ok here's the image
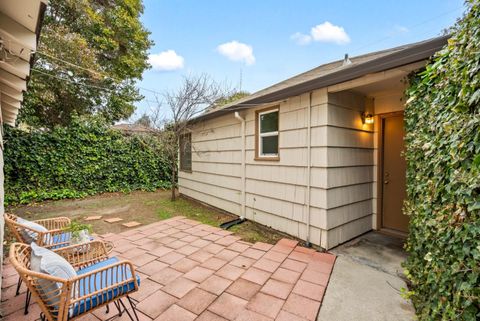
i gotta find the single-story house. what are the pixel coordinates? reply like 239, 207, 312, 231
0, 0, 47, 293
178, 35, 448, 249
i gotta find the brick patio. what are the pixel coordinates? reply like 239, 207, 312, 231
1, 216, 336, 321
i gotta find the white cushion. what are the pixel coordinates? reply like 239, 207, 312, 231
30, 243, 77, 313
16, 217, 48, 244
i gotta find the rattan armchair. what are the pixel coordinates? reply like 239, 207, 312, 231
10, 242, 140, 321
5, 213, 72, 249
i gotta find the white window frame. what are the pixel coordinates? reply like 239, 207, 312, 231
258, 108, 279, 158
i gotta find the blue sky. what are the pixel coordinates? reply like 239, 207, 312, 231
132, 0, 464, 120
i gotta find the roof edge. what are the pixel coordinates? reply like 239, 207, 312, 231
194, 35, 449, 123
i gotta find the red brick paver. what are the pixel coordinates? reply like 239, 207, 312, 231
1, 216, 336, 321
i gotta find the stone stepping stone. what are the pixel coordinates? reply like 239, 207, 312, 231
104, 217, 123, 223
84, 216, 102, 221
122, 221, 141, 228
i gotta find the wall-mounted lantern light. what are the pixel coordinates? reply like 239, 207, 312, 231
362, 112, 374, 125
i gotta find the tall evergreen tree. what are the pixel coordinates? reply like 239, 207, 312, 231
20, 0, 153, 128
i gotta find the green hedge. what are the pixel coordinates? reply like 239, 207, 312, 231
403, 1, 480, 320
4, 118, 171, 205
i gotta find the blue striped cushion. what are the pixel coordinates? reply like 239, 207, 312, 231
71, 257, 140, 317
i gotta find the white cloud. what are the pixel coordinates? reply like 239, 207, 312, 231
310, 22, 350, 44
292, 21, 350, 45
148, 50, 184, 71
217, 41, 255, 65
291, 32, 312, 45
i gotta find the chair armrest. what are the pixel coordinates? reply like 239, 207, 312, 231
34, 217, 71, 230
53, 240, 110, 269
67, 260, 139, 314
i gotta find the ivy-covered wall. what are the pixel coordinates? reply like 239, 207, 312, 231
4, 118, 171, 205
403, 1, 479, 320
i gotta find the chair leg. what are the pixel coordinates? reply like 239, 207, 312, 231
106, 304, 110, 314
127, 296, 140, 321
114, 300, 122, 316
15, 277, 22, 296
119, 298, 138, 321
24, 290, 32, 315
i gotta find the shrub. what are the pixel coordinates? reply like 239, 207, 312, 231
4, 117, 171, 205
403, 1, 480, 320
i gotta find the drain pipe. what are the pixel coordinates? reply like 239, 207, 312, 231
306, 92, 313, 247
234, 112, 246, 219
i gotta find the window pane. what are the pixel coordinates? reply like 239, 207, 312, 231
180, 134, 192, 170
260, 111, 278, 133
261, 135, 278, 155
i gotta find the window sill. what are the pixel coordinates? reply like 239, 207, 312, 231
254, 156, 280, 161
180, 169, 193, 173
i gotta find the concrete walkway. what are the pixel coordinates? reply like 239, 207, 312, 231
318, 232, 415, 321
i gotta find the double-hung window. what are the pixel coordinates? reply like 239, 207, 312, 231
256, 107, 279, 159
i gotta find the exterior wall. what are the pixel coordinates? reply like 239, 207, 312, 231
179, 89, 379, 249
179, 113, 243, 216
243, 89, 327, 246
179, 89, 329, 247
321, 91, 374, 248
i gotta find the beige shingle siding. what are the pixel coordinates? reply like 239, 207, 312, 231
178, 113, 243, 218
180, 90, 314, 247
179, 88, 379, 249
321, 91, 374, 248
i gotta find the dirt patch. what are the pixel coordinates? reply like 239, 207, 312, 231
6, 189, 292, 246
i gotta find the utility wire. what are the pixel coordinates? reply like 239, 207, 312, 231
32, 69, 164, 105
349, 6, 463, 56
36, 50, 165, 96
32, 68, 116, 92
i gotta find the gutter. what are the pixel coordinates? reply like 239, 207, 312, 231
234, 112, 246, 219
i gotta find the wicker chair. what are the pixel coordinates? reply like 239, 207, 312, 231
5, 213, 73, 249
10, 242, 140, 321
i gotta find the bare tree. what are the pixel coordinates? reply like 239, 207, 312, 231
149, 74, 230, 201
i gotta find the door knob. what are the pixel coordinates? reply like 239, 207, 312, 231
384, 180, 389, 184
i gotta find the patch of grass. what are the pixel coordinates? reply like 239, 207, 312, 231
229, 221, 286, 244
154, 197, 290, 245
154, 198, 223, 226
156, 208, 172, 220
229, 224, 265, 242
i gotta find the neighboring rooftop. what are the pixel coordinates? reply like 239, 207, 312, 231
112, 123, 152, 133
197, 35, 449, 122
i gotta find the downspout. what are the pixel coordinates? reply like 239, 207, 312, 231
234, 112, 246, 219
306, 92, 313, 247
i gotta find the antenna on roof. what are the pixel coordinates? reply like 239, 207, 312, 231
343, 53, 352, 66
239, 68, 243, 92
